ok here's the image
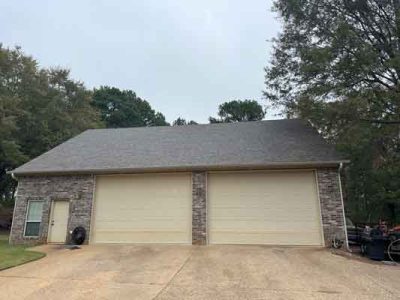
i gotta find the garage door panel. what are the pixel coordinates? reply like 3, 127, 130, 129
94, 230, 189, 244
212, 218, 319, 228
94, 219, 188, 230
212, 212, 321, 222
211, 230, 322, 246
209, 171, 323, 246
95, 208, 189, 218
92, 173, 191, 244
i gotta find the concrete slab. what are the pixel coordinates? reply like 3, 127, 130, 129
0, 245, 398, 299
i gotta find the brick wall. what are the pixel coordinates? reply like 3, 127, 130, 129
9, 175, 94, 245
192, 172, 207, 245
316, 168, 346, 246
10, 169, 346, 247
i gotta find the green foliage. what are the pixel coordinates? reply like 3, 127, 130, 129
209, 100, 265, 123
172, 117, 198, 126
0, 47, 29, 201
0, 46, 173, 204
0, 45, 101, 202
92, 86, 168, 128
265, 0, 400, 224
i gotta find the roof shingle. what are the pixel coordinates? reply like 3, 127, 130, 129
12, 119, 347, 175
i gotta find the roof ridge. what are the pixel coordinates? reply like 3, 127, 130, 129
85, 118, 302, 132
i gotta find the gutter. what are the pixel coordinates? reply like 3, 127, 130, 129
9, 160, 350, 176
8, 172, 17, 245
338, 162, 350, 251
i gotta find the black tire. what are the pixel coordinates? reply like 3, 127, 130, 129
360, 243, 367, 256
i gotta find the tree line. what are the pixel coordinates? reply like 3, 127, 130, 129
0, 45, 265, 204
265, 0, 400, 224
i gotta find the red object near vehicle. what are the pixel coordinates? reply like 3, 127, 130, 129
391, 225, 400, 232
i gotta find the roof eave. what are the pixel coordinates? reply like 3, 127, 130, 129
9, 160, 350, 177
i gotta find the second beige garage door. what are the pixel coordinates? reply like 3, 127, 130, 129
208, 170, 323, 246
91, 173, 191, 244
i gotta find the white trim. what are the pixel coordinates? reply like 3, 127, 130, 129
205, 172, 208, 245
23, 200, 44, 237
88, 175, 97, 244
47, 200, 55, 243
314, 170, 326, 247
190, 172, 193, 244
96, 172, 192, 178
190, 173, 193, 244
9, 185, 18, 244
207, 168, 315, 175
338, 164, 349, 250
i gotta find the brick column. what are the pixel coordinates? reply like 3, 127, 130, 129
316, 168, 346, 247
192, 172, 207, 245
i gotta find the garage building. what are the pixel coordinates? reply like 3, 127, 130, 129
9, 119, 348, 246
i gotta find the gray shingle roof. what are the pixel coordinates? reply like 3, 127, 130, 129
12, 119, 347, 175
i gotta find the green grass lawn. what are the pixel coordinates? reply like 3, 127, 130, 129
0, 232, 45, 271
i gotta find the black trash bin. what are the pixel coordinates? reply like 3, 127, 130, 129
71, 226, 86, 245
365, 228, 385, 261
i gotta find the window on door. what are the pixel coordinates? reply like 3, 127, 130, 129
24, 201, 44, 237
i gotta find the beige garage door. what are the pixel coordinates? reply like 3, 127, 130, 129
91, 173, 191, 244
208, 170, 323, 246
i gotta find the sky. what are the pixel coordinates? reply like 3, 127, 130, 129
0, 0, 281, 123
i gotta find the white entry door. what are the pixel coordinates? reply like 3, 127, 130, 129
48, 201, 70, 243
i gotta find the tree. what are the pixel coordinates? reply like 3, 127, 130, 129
92, 87, 168, 128
265, 0, 400, 223
0, 82, 26, 202
0, 46, 173, 206
0, 45, 101, 202
209, 100, 265, 123
17, 68, 101, 158
265, 0, 400, 123
172, 117, 198, 126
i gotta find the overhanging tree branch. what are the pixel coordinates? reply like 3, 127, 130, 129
360, 118, 400, 124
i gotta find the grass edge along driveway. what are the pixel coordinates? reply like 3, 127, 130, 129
0, 233, 45, 271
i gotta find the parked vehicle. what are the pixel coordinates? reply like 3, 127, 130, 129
387, 232, 400, 261
346, 218, 362, 245
0, 219, 11, 230
0, 206, 13, 231
359, 225, 400, 262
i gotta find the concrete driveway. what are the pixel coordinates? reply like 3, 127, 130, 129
0, 245, 398, 300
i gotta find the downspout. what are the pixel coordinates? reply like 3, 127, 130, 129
9, 173, 18, 245
338, 163, 350, 251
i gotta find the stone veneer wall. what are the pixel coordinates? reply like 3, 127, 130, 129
9, 175, 95, 245
192, 172, 207, 245
316, 168, 347, 247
